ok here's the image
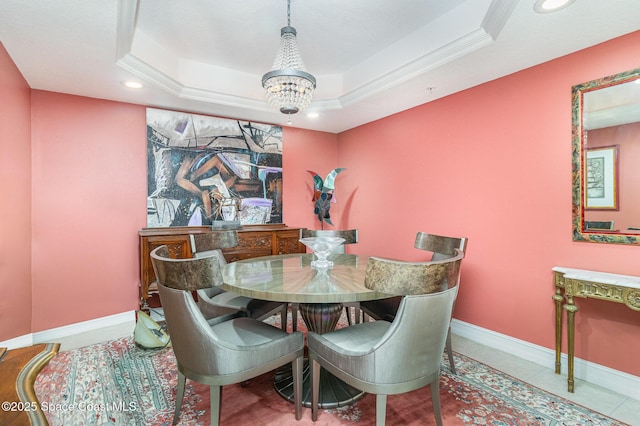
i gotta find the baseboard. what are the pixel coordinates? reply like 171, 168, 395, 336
0, 334, 33, 350
451, 319, 640, 401
0, 311, 136, 349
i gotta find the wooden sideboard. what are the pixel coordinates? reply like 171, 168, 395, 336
139, 224, 305, 309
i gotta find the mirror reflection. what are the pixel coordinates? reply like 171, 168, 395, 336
572, 68, 640, 245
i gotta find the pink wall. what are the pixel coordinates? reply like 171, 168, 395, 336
0, 43, 32, 341
585, 123, 640, 230
337, 31, 640, 376
282, 127, 339, 229
25, 94, 338, 333
29, 92, 148, 331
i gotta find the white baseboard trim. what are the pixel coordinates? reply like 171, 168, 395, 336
0, 333, 33, 350
1, 311, 136, 350
451, 319, 640, 401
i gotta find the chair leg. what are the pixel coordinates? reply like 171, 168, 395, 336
345, 305, 361, 326
292, 356, 303, 420
210, 385, 222, 426
173, 371, 186, 425
291, 303, 298, 332
280, 305, 287, 331
430, 378, 443, 426
375, 394, 387, 426
311, 358, 320, 421
446, 326, 456, 374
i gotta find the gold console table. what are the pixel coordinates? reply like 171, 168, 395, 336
553, 266, 640, 392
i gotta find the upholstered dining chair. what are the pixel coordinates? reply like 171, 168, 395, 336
359, 232, 468, 374
308, 252, 464, 426
190, 231, 288, 330
150, 245, 304, 426
293, 228, 359, 330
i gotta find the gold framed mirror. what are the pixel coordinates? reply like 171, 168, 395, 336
572, 67, 640, 244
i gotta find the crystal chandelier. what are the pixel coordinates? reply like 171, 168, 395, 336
262, 0, 316, 115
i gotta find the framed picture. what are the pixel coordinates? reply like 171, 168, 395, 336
146, 108, 283, 227
585, 145, 619, 210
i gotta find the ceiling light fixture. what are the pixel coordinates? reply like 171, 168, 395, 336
533, 0, 576, 13
262, 0, 316, 117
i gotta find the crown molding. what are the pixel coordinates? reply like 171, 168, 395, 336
114, 0, 514, 117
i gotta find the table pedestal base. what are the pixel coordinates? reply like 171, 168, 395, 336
274, 302, 365, 408
274, 359, 363, 408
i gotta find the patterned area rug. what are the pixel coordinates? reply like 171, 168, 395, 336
34, 317, 628, 426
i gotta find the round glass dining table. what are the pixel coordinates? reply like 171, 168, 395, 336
221, 253, 392, 408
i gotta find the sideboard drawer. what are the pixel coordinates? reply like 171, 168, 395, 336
235, 231, 273, 252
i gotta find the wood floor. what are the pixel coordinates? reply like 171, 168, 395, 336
0, 343, 59, 426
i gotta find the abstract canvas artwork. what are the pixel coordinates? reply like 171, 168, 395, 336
146, 108, 283, 227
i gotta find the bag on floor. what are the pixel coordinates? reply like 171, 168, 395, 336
134, 311, 170, 350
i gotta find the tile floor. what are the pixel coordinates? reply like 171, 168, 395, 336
452, 334, 640, 425
54, 311, 640, 425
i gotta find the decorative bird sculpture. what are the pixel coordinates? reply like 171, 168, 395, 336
307, 168, 345, 226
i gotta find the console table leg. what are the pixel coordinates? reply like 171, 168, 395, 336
553, 289, 564, 375
564, 298, 578, 393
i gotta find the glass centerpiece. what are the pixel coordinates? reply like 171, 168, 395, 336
299, 237, 345, 270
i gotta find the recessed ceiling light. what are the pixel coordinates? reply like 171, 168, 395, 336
122, 80, 143, 89
534, 0, 575, 13
306, 112, 319, 119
